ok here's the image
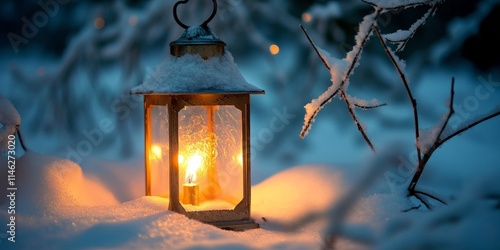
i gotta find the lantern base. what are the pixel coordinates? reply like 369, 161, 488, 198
210, 219, 259, 231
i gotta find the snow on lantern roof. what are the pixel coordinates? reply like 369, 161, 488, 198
131, 51, 264, 95
132, 25, 264, 95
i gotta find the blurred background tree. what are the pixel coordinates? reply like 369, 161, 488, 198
1, 0, 498, 173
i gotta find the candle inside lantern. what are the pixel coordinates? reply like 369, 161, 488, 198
182, 153, 202, 205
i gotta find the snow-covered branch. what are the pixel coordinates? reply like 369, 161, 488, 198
299, 24, 379, 151
383, 4, 438, 52
362, 0, 444, 11
300, 9, 381, 141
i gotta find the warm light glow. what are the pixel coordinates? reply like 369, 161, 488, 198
128, 15, 138, 26
151, 145, 162, 159
185, 153, 202, 184
94, 17, 105, 29
237, 153, 243, 166
269, 44, 280, 55
178, 154, 185, 165
302, 12, 312, 23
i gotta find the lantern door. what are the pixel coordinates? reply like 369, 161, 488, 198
169, 94, 251, 223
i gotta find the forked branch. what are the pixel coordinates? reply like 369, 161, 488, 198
300, 9, 381, 140
300, 24, 376, 152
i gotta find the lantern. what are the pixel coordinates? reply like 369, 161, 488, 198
131, 0, 264, 231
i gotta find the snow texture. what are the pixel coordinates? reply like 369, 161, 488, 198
302, 11, 377, 138
0, 96, 21, 152
131, 51, 264, 95
383, 5, 436, 52
363, 0, 442, 9
1, 146, 500, 249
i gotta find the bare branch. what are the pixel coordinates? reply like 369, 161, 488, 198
402, 205, 421, 212
409, 79, 500, 193
340, 92, 376, 152
300, 25, 332, 71
15, 125, 28, 152
439, 110, 500, 146
374, 27, 422, 164
435, 78, 455, 141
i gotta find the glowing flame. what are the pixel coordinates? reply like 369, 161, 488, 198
185, 153, 202, 184
269, 44, 280, 55
151, 145, 162, 160
178, 154, 185, 165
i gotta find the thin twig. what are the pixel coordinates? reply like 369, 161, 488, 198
435, 78, 455, 144
15, 125, 28, 152
402, 205, 421, 212
414, 190, 447, 205
300, 22, 378, 152
340, 92, 376, 152
439, 111, 500, 146
354, 102, 388, 110
414, 193, 431, 210
374, 27, 422, 164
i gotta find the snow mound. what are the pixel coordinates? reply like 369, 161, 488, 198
252, 165, 344, 223
131, 51, 264, 95
0, 157, 345, 249
1, 152, 118, 215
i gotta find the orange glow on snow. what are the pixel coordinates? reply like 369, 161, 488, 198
94, 17, 105, 29
269, 44, 280, 55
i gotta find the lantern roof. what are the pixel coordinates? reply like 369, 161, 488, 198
131, 48, 264, 95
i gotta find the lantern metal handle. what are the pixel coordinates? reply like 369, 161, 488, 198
173, 0, 218, 29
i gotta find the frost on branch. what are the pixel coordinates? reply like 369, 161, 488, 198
383, 5, 438, 52
362, 0, 443, 10
301, 11, 379, 139
0, 96, 21, 152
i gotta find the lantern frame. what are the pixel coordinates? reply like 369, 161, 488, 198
143, 93, 258, 229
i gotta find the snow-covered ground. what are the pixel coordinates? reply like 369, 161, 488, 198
1, 144, 500, 249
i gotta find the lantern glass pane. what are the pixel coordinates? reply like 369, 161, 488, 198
148, 105, 169, 198
178, 105, 243, 211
